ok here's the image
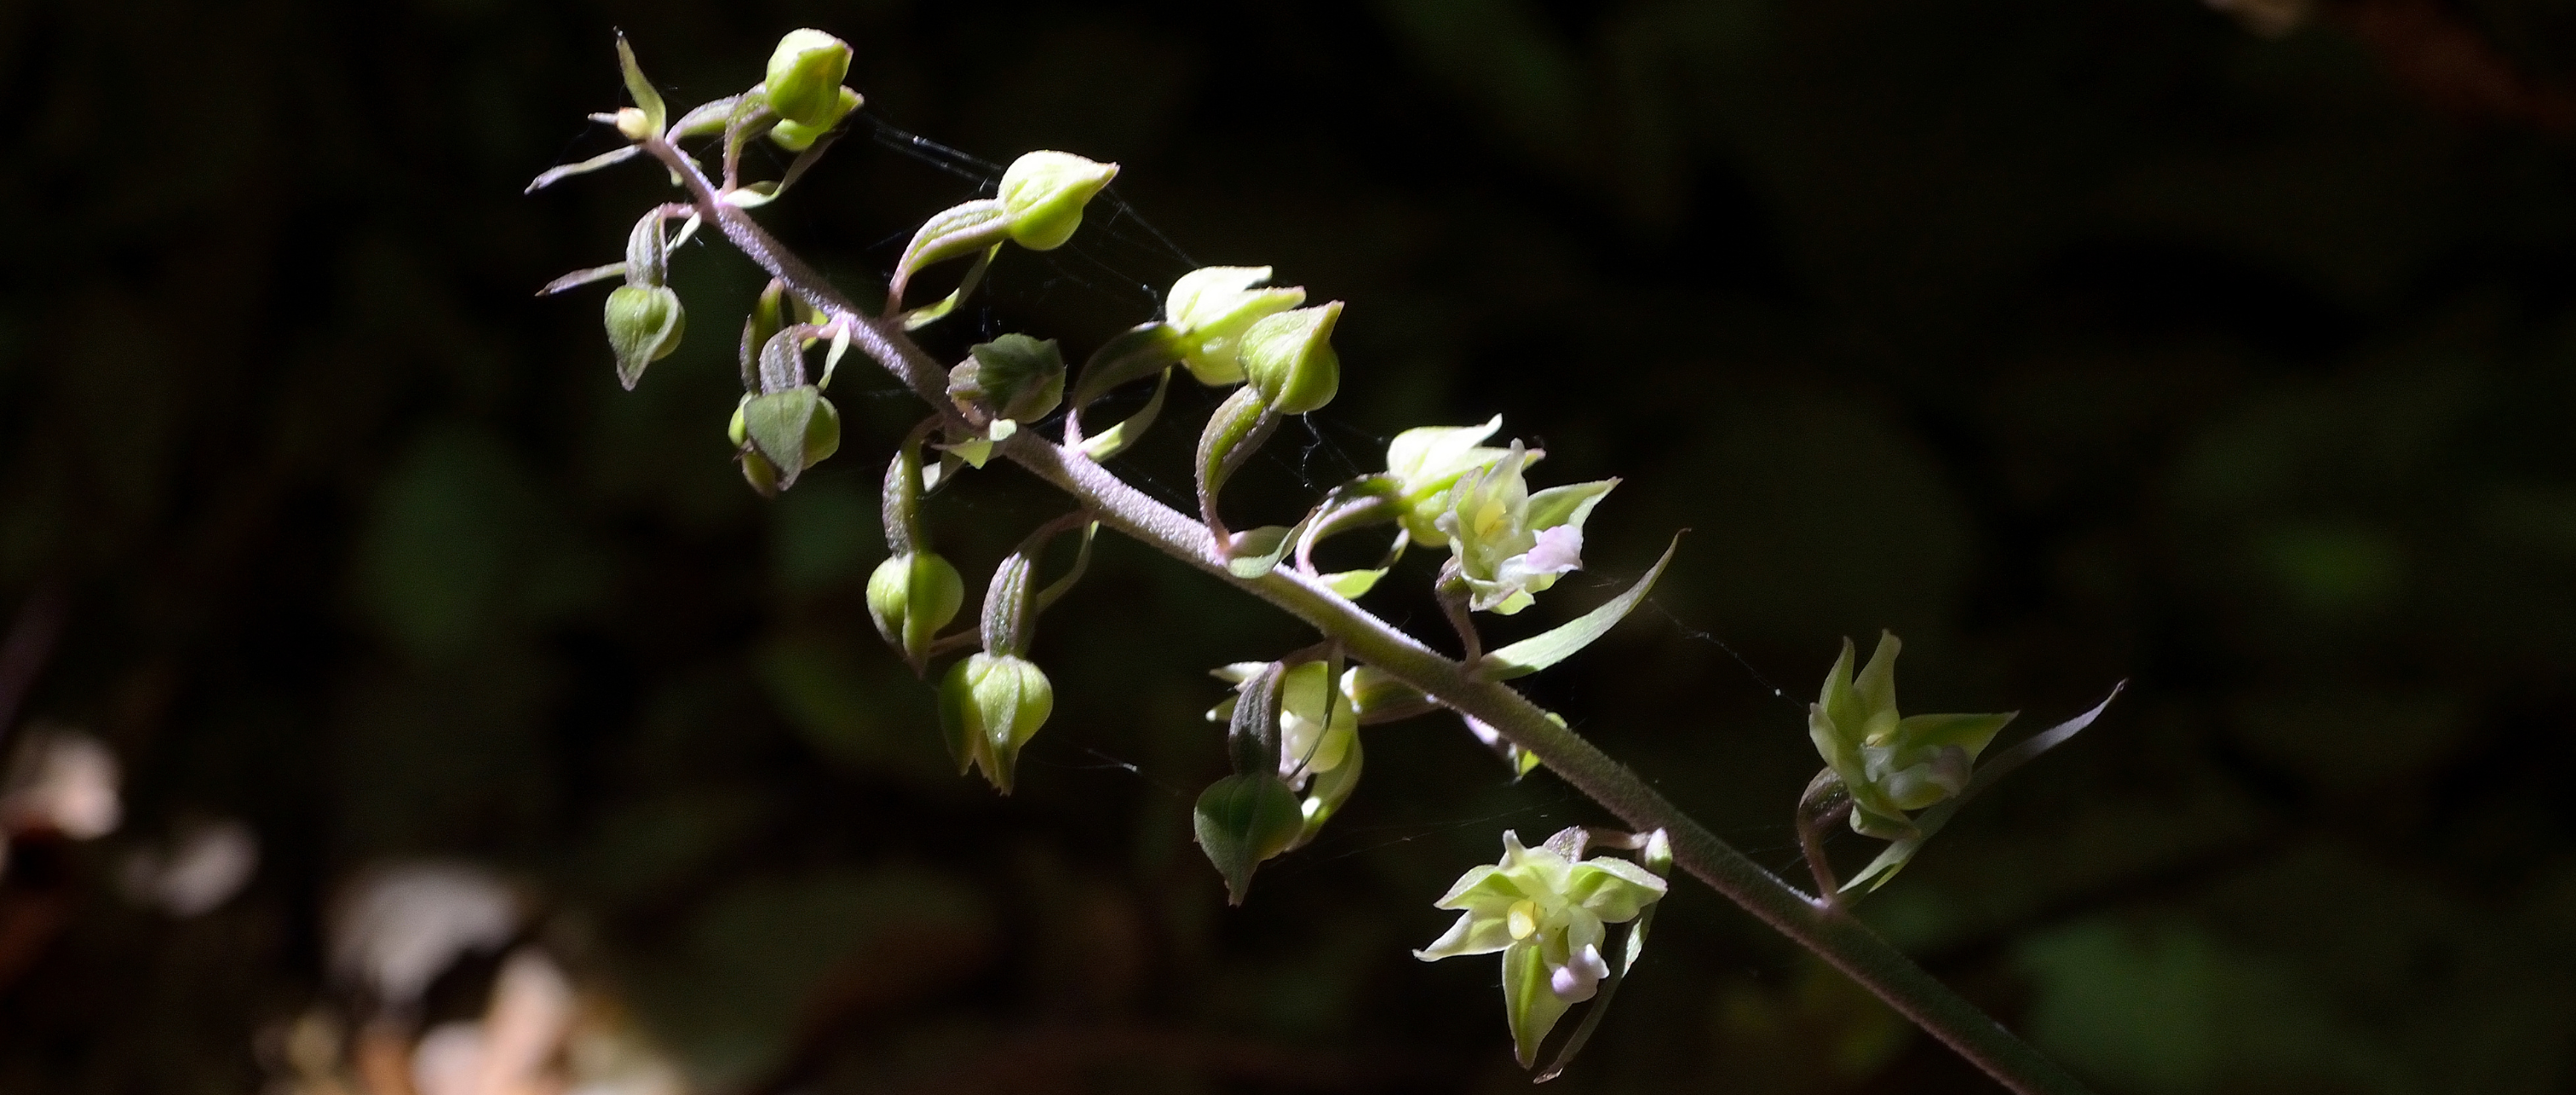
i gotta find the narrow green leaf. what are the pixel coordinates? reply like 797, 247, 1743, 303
525, 144, 641, 194
667, 94, 743, 140
1072, 323, 1187, 411
1034, 522, 1098, 612
901, 244, 999, 331
536, 262, 628, 297
1840, 683, 2123, 896
616, 34, 666, 133
1318, 568, 1385, 598
1226, 525, 1300, 579
1480, 534, 1681, 681
1077, 368, 1171, 462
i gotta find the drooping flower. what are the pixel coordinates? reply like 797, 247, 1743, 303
1415, 828, 1666, 1066
1808, 631, 2016, 839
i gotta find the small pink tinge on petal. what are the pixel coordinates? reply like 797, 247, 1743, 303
1520, 526, 1584, 576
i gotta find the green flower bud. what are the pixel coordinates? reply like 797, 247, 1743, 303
731, 389, 841, 493
938, 653, 1053, 793
1164, 267, 1306, 386
997, 151, 1118, 251
948, 334, 1067, 427
866, 551, 965, 672
1192, 772, 1306, 905
1240, 302, 1343, 415
764, 29, 854, 128
768, 87, 862, 151
604, 285, 684, 390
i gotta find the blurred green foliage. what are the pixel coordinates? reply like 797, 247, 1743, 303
3, 0, 2576, 1092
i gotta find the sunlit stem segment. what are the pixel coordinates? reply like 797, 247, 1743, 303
633, 133, 2095, 1095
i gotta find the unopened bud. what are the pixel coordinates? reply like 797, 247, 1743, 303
612, 107, 653, 140
1240, 302, 1342, 414
1164, 267, 1306, 386
998, 151, 1118, 251
866, 551, 965, 672
731, 389, 842, 492
605, 284, 684, 390
938, 653, 1053, 793
1192, 772, 1306, 904
763, 29, 854, 128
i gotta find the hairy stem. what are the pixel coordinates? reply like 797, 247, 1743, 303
637, 135, 2092, 1095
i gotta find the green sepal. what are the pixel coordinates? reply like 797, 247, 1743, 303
1504, 938, 1576, 1069
937, 653, 1054, 793
737, 386, 838, 489
1480, 534, 1680, 681
1525, 479, 1617, 534
1192, 773, 1305, 905
1342, 666, 1430, 724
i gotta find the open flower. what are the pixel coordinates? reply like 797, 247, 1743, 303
1415, 828, 1666, 1066
1435, 442, 1616, 614
1808, 631, 2016, 839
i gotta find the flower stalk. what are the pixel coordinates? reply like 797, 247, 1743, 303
625, 129, 2094, 1095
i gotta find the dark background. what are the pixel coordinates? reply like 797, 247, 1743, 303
3, 0, 2575, 1092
